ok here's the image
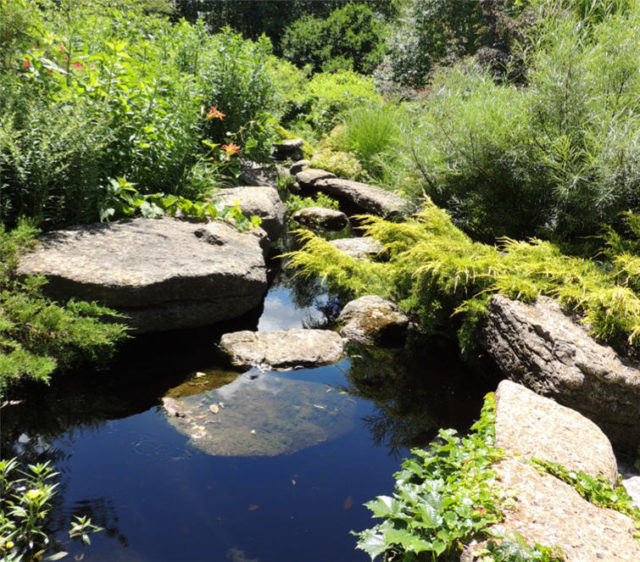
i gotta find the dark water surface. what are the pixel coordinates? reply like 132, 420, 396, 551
1, 279, 495, 562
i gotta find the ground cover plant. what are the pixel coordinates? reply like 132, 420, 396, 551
354, 394, 564, 561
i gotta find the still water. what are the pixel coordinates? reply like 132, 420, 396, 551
1, 279, 493, 562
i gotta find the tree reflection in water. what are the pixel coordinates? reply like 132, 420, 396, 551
344, 334, 499, 456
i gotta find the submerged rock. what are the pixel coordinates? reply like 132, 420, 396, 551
292, 207, 348, 231
330, 237, 384, 260
482, 295, 640, 452
213, 185, 286, 242
219, 329, 344, 370
495, 380, 617, 483
338, 295, 409, 347
18, 217, 267, 333
162, 371, 357, 456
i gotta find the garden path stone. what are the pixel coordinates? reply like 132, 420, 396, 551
219, 329, 344, 370
495, 380, 617, 483
213, 185, 286, 242
17, 217, 267, 333
289, 159, 310, 175
338, 295, 409, 347
295, 168, 411, 219
292, 207, 348, 231
482, 295, 640, 453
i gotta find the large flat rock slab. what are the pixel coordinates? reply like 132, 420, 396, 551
493, 457, 640, 561
482, 295, 640, 452
213, 185, 285, 242
219, 329, 344, 370
295, 168, 411, 219
18, 217, 267, 333
495, 380, 617, 484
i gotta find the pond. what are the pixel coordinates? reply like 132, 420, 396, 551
0, 272, 496, 562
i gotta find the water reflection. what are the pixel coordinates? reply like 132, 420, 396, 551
344, 335, 498, 455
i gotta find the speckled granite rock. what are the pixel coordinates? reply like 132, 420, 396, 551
495, 380, 617, 483
219, 329, 344, 370
295, 168, 336, 190
338, 295, 409, 346
213, 186, 285, 242
18, 217, 267, 333
491, 457, 640, 561
482, 295, 640, 452
329, 237, 384, 260
292, 207, 348, 231
622, 474, 640, 508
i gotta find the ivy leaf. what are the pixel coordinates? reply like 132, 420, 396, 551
355, 528, 387, 560
365, 496, 399, 519
384, 528, 433, 553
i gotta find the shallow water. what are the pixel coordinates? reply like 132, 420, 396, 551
1, 277, 494, 562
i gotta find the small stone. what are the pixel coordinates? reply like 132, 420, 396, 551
330, 237, 384, 260
219, 329, 344, 370
338, 295, 409, 346
290, 160, 310, 175
295, 168, 336, 190
292, 207, 348, 231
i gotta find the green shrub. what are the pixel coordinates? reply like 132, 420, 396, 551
401, 3, 640, 242
385, 0, 527, 87
0, 1, 280, 229
281, 3, 386, 75
286, 203, 640, 354
311, 149, 363, 180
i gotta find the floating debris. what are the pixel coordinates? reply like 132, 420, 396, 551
209, 404, 219, 415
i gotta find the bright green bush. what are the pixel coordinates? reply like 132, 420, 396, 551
281, 3, 386, 75
286, 203, 640, 354
289, 70, 384, 134
0, 223, 127, 393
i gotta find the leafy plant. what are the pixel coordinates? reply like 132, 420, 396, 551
531, 459, 640, 524
0, 458, 102, 561
100, 177, 262, 232
281, 3, 386, 75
